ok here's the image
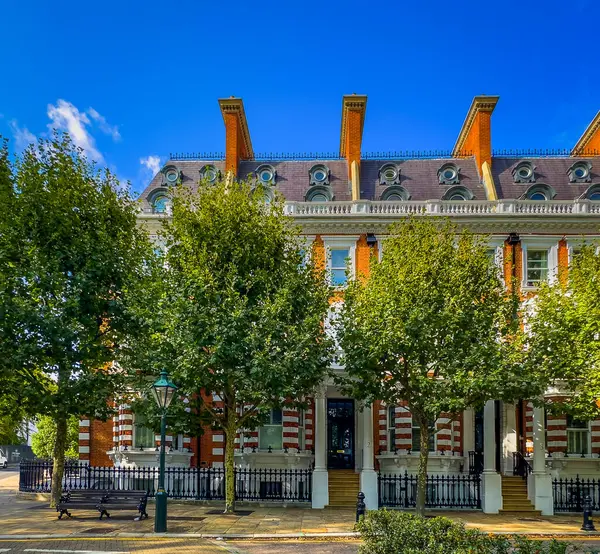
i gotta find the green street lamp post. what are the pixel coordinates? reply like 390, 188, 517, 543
151, 370, 177, 533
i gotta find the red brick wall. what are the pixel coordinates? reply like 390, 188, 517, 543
460, 110, 492, 174
557, 239, 569, 287
224, 112, 241, 174
345, 108, 363, 176
90, 419, 113, 466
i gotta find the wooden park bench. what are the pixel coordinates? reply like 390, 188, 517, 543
57, 490, 149, 520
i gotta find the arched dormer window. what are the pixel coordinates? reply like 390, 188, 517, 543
199, 164, 219, 183
438, 163, 460, 185
567, 161, 592, 183
252, 183, 275, 204
161, 165, 181, 185
255, 164, 276, 186
380, 185, 410, 201
148, 188, 171, 214
442, 185, 474, 201
378, 164, 401, 186
306, 186, 333, 202
309, 164, 330, 186
512, 161, 536, 184
583, 184, 600, 201
522, 184, 556, 201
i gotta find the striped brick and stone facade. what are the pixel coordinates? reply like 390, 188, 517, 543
79, 93, 600, 514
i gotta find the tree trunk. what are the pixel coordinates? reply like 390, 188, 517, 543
416, 418, 430, 517
223, 411, 237, 514
50, 416, 67, 508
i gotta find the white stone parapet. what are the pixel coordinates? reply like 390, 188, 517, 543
282, 199, 600, 217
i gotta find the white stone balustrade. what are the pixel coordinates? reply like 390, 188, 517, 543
282, 199, 599, 217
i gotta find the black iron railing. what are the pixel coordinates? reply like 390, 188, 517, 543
378, 472, 481, 509
513, 452, 532, 480
19, 461, 311, 503
468, 451, 483, 475
168, 151, 471, 162
493, 148, 600, 158
168, 149, 600, 162
553, 476, 600, 513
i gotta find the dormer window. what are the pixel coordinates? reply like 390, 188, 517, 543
380, 185, 410, 201
442, 185, 474, 201
379, 164, 400, 186
523, 184, 555, 201
309, 164, 330, 186
567, 161, 592, 183
200, 165, 219, 183
584, 185, 600, 200
438, 163, 460, 185
306, 186, 333, 202
148, 189, 171, 214
162, 165, 181, 185
512, 161, 536, 183
256, 164, 276, 186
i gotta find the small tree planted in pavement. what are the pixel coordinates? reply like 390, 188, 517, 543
338, 217, 530, 516
122, 179, 333, 513
524, 244, 600, 420
0, 134, 154, 506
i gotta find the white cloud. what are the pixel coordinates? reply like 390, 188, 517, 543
9, 120, 37, 150
140, 155, 162, 176
47, 99, 104, 163
87, 107, 121, 142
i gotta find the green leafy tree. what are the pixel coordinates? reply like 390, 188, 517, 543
123, 179, 333, 512
524, 245, 600, 420
0, 133, 154, 506
31, 416, 79, 459
0, 412, 26, 445
337, 217, 529, 515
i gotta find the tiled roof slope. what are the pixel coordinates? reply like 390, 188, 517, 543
238, 160, 351, 202
139, 160, 226, 212
360, 159, 482, 201
492, 157, 600, 200
138, 156, 600, 209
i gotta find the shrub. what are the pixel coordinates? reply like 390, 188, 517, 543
356, 510, 575, 554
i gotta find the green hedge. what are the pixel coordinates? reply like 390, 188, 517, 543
356, 510, 576, 554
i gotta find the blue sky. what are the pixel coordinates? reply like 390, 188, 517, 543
1, 0, 599, 195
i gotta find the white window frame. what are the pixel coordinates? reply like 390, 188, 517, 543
387, 405, 396, 452
567, 237, 600, 266
487, 238, 505, 286
259, 408, 283, 451
521, 238, 559, 291
566, 417, 591, 456
322, 236, 359, 288
299, 235, 316, 267
133, 414, 155, 449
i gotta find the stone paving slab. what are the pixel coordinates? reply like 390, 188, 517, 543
1, 481, 599, 539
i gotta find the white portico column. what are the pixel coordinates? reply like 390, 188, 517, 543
482, 400, 502, 513
530, 405, 553, 515
502, 403, 518, 475
312, 387, 329, 508
360, 404, 378, 510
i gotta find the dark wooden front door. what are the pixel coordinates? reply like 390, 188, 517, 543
327, 399, 354, 469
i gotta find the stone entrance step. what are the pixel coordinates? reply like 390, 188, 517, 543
499, 476, 542, 516
328, 470, 359, 507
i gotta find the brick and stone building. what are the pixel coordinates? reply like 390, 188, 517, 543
80, 95, 600, 515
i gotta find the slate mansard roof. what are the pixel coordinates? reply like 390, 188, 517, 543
138, 155, 600, 212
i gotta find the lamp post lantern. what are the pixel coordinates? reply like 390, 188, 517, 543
151, 370, 177, 533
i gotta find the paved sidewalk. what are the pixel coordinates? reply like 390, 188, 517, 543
0, 479, 597, 539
